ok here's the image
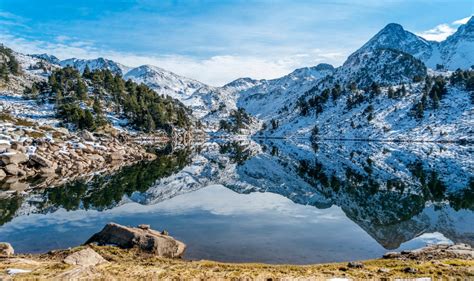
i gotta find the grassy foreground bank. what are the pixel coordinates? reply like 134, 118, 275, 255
1, 245, 473, 280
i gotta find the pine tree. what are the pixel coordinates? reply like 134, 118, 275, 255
75, 80, 88, 100
431, 92, 440, 109
143, 112, 156, 132
93, 97, 102, 115
0, 63, 9, 82
55, 89, 63, 106
388, 87, 395, 98
415, 102, 424, 119
7, 56, 20, 75
82, 109, 95, 130
370, 82, 381, 95
83, 65, 92, 79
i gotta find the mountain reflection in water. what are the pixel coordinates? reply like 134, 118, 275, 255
0, 140, 472, 264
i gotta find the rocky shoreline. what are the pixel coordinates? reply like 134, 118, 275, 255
0, 223, 473, 279
0, 113, 162, 192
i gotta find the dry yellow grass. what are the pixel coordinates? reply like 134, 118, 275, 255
0, 245, 473, 280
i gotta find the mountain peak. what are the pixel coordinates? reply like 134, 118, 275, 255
30, 53, 60, 64
381, 23, 405, 33
467, 16, 474, 25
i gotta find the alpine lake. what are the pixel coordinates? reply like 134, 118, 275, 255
0, 139, 472, 264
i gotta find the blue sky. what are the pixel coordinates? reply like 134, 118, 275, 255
1, 0, 473, 85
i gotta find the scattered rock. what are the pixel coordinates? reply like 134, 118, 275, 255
0, 242, 14, 256
347, 261, 364, 269
403, 267, 418, 274
7, 180, 28, 192
88, 154, 105, 162
383, 251, 400, 259
4, 164, 21, 176
138, 224, 150, 230
64, 248, 107, 267
378, 267, 390, 273
85, 223, 186, 258
1, 152, 29, 165
78, 130, 95, 142
39, 167, 55, 175
30, 154, 53, 168
107, 152, 123, 162
0, 169, 6, 179
382, 244, 474, 260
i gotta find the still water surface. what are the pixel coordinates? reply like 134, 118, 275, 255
0, 140, 472, 264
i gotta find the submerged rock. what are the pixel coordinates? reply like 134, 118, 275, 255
85, 223, 186, 258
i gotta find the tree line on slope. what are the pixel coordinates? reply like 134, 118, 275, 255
23, 66, 193, 133
298, 70, 473, 123
0, 45, 21, 83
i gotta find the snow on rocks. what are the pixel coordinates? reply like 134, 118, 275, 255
0, 113, 157, 192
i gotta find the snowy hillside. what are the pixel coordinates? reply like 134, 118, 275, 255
258, 81, 472, 142
339, 48, 427, 87
237, 64, 335, 120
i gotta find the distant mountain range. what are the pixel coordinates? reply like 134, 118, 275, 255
2, 16, 473, 140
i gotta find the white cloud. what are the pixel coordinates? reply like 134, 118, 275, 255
452, 15, 472, 25
0, 33, 346, 86
417, 15, 472, 42
416, 24, 456, 42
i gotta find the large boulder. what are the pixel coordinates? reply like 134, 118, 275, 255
85, 223, 186, 258
0, 242, 14, 256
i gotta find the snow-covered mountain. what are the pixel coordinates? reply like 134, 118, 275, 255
59, 57, 131, 76
30, 53, 61, 65
339, 48, 427, 87
3, 17, 473, 137
438, 16, 474, 70
237, 64, 335, 120
242, 18, 473, 141
124, 65, 205, 99
350, 23, 435, 65
349, 18, 474, 70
